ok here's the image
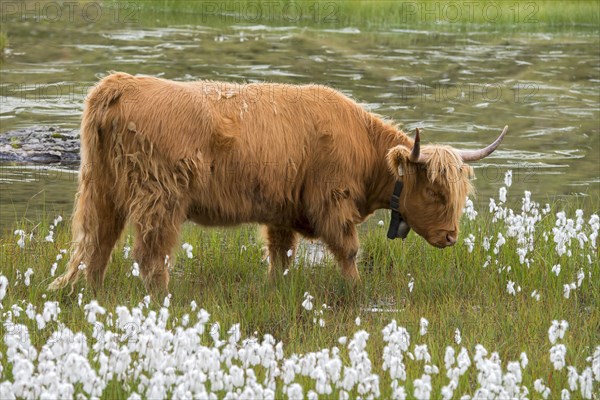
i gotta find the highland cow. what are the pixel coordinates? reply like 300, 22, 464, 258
49, 72, 507, 295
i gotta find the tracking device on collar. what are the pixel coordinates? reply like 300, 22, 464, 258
387, 181, 411, 240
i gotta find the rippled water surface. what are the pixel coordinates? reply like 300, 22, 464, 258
1, 11, 598, 231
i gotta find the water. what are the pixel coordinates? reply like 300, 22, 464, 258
1, 9, 598, 232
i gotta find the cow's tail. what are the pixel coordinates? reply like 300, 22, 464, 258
48, 73, 130, 293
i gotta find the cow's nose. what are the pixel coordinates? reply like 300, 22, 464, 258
446, 233, 457, 246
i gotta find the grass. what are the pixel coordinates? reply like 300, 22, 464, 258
0, 32, 7, 55
0, 186, 598, 397
136, 0, 600, 29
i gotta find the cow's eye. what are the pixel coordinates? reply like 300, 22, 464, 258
425, 188, 438, 199
426, 188, 446, 204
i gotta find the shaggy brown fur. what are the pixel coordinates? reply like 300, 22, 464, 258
49, 72, 479, 295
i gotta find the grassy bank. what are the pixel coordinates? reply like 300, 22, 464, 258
138, 0, 600, 29
0, 175, 598, 398
0, 32, 7, 55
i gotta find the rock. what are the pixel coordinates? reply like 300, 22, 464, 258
0, 126, 80, 165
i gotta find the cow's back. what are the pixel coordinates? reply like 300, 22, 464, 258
86, 73, 376, 226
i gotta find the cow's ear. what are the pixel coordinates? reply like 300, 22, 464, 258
386, 145, 413, 178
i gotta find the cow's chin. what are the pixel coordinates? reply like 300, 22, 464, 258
429, 240, 451, 249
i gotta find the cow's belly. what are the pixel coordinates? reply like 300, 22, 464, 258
186, 202, 260, 226
186, 200, 317, 237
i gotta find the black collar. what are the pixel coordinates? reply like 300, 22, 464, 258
387, 181, 411, 240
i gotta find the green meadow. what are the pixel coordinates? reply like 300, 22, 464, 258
140, 0, 600, 29
1, 185, 598, 397
1, 0, 598, 398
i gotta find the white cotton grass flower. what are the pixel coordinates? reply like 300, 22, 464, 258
34, 301, 61, 330
591, 346, 600, 382
413, 373, 432, 399
579, 367, 593, 399
489, 197, 497, 213
45, 229, 54, 242
302, 292, 314, 311
0, 275, 8, 301
531, 290, 541, 301
563, 283, 576, 299
454, 328, 462, 345
504, 170, 513, 187
419, 318, 429, 336
210, 322, 221, 344
551, 209, 596, 257
494, 233, 506, 254
520, 352, 529, 368
382, 320, 410, 382
413, 344, 431, 363
499, 186, 507, 203
463, 197, 478, 220
552, 264, 561, 276
53, 215, 63, 226
444, 346, 455, 370
408, 276, 415, 293
24, 268, 34, 287
506, 280, 516, 296
287, 383, 303, 400
566, 366, 579, 391
123, 245, 131, 259
131, 262, 140, 277
589, 214, 599, 248
534, 378, 551, 399
548, 320, 569, 344
576, 268, 585, 287
464, 233, 475, 253
378, 220, 385, 227
14, 229, 26, 248
355, 316, 361, 326
481, 239, 490, 254
391, 382, 407, 400
50, 262, 58, 276
25, 302, 36, 319
550, 344, 567, 370
182, 242, 193, 258
83, 300, 106, 324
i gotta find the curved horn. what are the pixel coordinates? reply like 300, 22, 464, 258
458, 125, 509, 162
409, 128, 422, 163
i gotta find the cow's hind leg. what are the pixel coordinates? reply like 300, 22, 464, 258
263, 226, 298, 280
48, 180, 126, 293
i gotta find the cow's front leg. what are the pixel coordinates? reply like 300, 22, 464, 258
322, 224, 360, 282
132, 203, 186, 298
263, 226, 298, 280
